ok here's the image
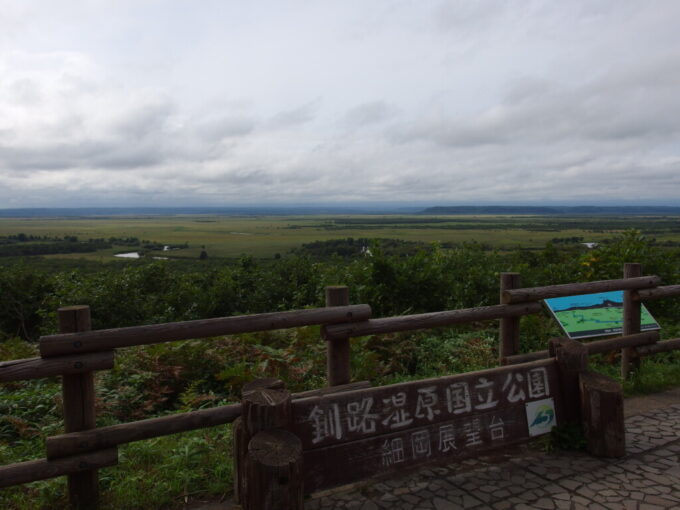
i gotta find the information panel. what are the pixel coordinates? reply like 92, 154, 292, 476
544, 290, 660, 339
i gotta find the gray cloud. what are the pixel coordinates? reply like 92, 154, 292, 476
344, 101, 398, 127
268, 101, 320, 128
1, 1, 680, 206
393, 52, 680, 151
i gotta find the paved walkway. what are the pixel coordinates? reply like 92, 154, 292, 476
189, 389, 680, 510
306, 399, 680, 509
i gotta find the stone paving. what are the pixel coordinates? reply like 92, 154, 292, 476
305, 404, 680, 510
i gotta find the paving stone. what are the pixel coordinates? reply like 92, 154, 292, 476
533, 498, 555, 509
432, 497, 459, 510
307, 403, 680, 510
361, 502, 379, 510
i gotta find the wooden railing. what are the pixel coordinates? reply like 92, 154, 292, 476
2, 263, 680, 509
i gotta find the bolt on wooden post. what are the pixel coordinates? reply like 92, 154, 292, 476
325, 286, 351, 386
622, 263, 642, 379
58, 306, 99, 510
499, 272, 521, 364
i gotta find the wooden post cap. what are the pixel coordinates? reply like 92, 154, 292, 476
243, 378, 285, 395
242, 388, 292, 438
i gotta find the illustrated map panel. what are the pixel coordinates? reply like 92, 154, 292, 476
544, 291, 660, 339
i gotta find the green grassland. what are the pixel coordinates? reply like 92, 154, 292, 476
1, 214, 679, 261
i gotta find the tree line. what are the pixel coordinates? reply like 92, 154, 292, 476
1, 230, 678, 342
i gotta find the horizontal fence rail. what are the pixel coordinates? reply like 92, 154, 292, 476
637, 338, 680, 356
502, 276, 661, 304
503, 331, 661, 365
46, 404, 242, 459
0, 351, 114, 382
40, 304, 372, 357
0, 449, 118, 489
45, 381, 374, 459
323, 302, 542, 339
636, 284, 680, 301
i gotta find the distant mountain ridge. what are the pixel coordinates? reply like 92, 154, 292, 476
0, 206, 422, 218
2, 205, 680, 218
420, 206, 680, 215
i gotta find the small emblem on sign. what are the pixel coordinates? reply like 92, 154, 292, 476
525, 398, 556, 437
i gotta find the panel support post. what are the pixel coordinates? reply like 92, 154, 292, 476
241, 381, 302, 510
579, 371, 625, 457
499, 273, 522, 364
622, 262, 642, 379
325, 286, 351, 386
58, 306, 98, 510
551, 337, 588, 425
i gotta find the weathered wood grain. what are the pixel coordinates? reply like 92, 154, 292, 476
58, 306, 99, 510
46, 383, 374, 459
303, 406, 531, 493
243, 389, 292, 438
499, 272, 522, 363
46, 403, 241, 459
503, 332, 659, 365
586, 331, 658, 355
502, 350, 550, 365
245, 429, 303, 510
502, 276, 660, 304
293, 381, 371, 399
637, 337, 680, 356
325, 286, 351, 386
39, 305, 372, 357
0, 449, 118, 489
622, 264, 642, 378
580, 371, 625, 457
322, 302, 543, 340
637, 284, 680, 300
0, 351, 114, 382
553, 338, 588, 424
292, 359, 558, 450
236, 378, 286, 505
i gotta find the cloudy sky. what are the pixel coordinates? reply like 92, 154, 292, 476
1, 1, 680, 207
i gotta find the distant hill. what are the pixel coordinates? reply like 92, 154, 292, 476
2, 205, 680, 218
420, 206, 680, 215
0, 206, 421, 218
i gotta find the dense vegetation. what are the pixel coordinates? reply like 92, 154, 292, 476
0, 234, 189, 258
2, 229, 680, 509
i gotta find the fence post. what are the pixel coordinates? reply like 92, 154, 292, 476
325, 286, 351, 386
58, 306, 98, 510
551, 337, 588, 424
241, 381, 303, 510
234, 378, 285, 504
622, 263, 642, 378
579, 371, 625, 457
499, 272, 521, 364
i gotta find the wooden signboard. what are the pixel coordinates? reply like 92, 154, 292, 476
292, 359, 561, 492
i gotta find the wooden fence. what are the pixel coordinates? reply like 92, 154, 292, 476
1, 265, 680, 509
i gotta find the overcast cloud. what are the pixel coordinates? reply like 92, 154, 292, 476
1, 0, 680, 207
